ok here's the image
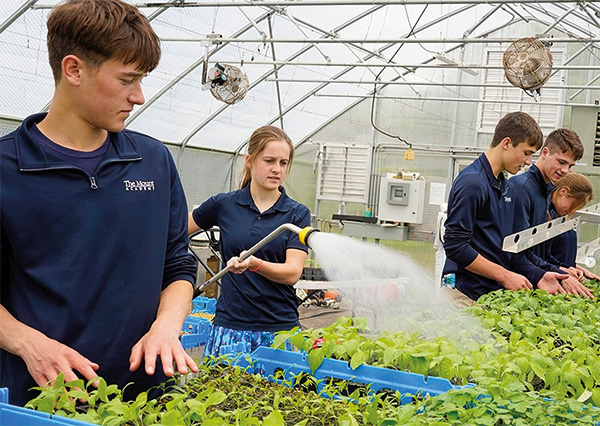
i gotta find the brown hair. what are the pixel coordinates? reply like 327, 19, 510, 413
240, 126, 294, 189
47, 0, 161, 83
490, 111, 543, 149
554, 172, 594, 217
542, 128, 584, 161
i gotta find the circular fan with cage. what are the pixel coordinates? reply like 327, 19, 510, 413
503, 37, 553, 97
208, 63, 249, 105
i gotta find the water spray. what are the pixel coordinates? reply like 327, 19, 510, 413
193, 223, 319, 297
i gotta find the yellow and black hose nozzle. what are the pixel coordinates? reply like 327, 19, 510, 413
298, 226, 320, 247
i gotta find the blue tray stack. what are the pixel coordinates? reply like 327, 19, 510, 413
191, 296, 217, 315
180, 316, 212, 349
180, 296, 216, 350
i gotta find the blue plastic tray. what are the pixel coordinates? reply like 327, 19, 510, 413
0, 389, 94, 426
182, 316, 211, 335
236, 347, 472, 404
191, 296, 217, 314
181, 317, 212, 349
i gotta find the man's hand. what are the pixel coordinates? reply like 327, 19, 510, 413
499, 270, 533, 292
577, 265, 600, 281
561, 266, 584, 282
19, 329, 99, 388
129, 320, 199, 378
561, 276, 595, 298
537, 272, 569, 295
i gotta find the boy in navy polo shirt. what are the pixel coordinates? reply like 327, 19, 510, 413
442, 112, 568, 305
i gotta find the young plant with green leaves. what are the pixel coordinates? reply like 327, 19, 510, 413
274, 280, 600, 404
26, 362, 388, 426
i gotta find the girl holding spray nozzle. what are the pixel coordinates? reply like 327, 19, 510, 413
188, 126, 310, 356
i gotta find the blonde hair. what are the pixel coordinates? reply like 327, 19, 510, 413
239, 126, 294, 189
553, 173, 594, 217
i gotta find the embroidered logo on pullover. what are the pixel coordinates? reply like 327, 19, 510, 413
124, 180, 155, 191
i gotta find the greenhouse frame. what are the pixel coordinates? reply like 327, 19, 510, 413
4, 2, 600, 229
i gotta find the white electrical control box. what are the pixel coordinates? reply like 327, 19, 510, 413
377, 177, 426, 224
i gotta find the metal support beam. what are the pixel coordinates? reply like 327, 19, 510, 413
267, 14, 285, 129
313, 94, 599, 108
462, 4, 502, 38
276, 8, 378, 76
503, 216, 579, 254
265, 78, 600, 90
279, 9, 330, 63
146, 0, 182, 20
539, 3, 579, 35
181, 61, 600, 71
524, 3, 599, 40
0, 0, 38, 35
577, 238, 600, 268
575, 203, 600, 225
273, 9, 338, 39
160, 37, 600, 44
237, 6, 268, 39
46, 0, 593, 7
253, 7, 479, 149
574, 202, 600, 267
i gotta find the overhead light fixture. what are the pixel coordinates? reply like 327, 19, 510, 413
434, 54, 479, 76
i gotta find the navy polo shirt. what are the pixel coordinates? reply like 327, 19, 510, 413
510, 165, 561, 273
547, 203, 577, 267
192, 185, 310, 332
443, 154, 544, 300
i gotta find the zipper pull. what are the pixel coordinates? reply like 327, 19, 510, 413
89, 176, 98, 189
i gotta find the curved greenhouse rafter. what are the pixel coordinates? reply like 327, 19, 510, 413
0, 1, 599, 156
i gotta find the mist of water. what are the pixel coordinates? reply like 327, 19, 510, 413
306, 232, 489, 341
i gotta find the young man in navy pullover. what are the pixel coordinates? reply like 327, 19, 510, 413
443, 112, 567, 305
510, 128, 595, 298
0, 0, 198, 406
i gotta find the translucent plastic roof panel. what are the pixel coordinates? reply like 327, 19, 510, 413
1, 1, 599, 153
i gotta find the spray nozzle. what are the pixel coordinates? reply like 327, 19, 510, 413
298, 226, 320, 247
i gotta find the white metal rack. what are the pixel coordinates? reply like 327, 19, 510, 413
502, 216, 579, 254
575, 202, 600, 267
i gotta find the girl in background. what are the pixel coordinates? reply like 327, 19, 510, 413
548, 173, 599, 282
188, 126, 310, 356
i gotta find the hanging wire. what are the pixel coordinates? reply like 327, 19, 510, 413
370, 5, 429, 149
407, 3, 439, 55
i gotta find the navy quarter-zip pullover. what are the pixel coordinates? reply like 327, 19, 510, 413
443, 154, 545, 300
0, 113, 197, 406
510, 164, 562, 273
547, 203, 577, 267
